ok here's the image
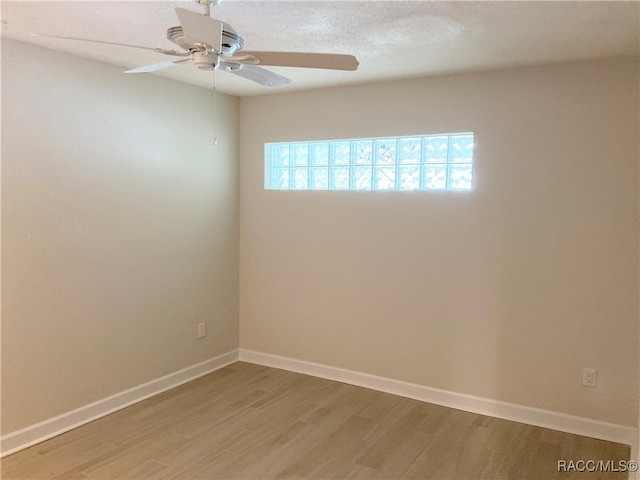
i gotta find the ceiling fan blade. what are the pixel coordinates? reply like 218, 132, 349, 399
233, 51, 359, 71
32, 33, 152, 52
221, 63, 292, 88
125, 58, 192, 74
31, 33, 190, 57
175, 8, 223, 53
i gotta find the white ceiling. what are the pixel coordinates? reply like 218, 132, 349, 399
1, 1, 638, 97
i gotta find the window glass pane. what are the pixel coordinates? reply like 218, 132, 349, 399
422, 164, 447, 190
271, 144, 289, 167
291, 143, 309, 165
271, 168, 289, 189
310, 142, 329, 166
351, 140, 373, 165
352, 166, 372, 190
374, 139, 396, 164
331, 141, 350, 165
397, 137, 421, 164
449, 164, 473, 190
373, 166, 395, 190
398, 165, 420, 190
291, 167, 309, 189
330, 167, 350, 189
449, 135, 474, 163
423, 136, 448, 163
310, 167, 328, 189
265, 132, 474, 191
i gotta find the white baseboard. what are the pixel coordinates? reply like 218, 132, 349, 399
3, 348, 636, 459
239, 349, 637, 448
0, 349, 239, 457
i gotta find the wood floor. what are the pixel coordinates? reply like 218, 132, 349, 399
2, 362, 630, 480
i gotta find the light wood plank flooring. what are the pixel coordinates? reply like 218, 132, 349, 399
2, 362, 630, 479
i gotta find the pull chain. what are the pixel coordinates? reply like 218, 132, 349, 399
212, 67, 218, 146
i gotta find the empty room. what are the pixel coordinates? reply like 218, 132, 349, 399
1, 1, 639, 479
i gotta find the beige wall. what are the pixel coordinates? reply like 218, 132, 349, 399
2, 38, 636, 439
239, 58, 639, 427
1, 40, 239, 435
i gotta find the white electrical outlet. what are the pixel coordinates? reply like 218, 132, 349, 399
582, 367, 597, 387
198, 322, 206, 338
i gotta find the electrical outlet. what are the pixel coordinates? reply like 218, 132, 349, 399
198, 322, 206, 338
582, 367, 597, 387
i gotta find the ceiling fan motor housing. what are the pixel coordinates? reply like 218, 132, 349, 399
166, 24, 244, 56
192, 51, 220, 70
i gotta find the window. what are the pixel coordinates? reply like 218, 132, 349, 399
264, 133, 474, 191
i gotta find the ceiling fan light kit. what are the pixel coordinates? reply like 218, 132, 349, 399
34, 0, 359, 89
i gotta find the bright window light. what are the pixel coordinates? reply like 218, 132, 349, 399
264, 133, 474, 191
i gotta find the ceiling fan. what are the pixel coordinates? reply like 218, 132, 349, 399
34, 0, 360, 88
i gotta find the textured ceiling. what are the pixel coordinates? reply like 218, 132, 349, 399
1, 1, 638, 96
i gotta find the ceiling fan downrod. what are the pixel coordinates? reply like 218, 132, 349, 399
194, 0, 220, 17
